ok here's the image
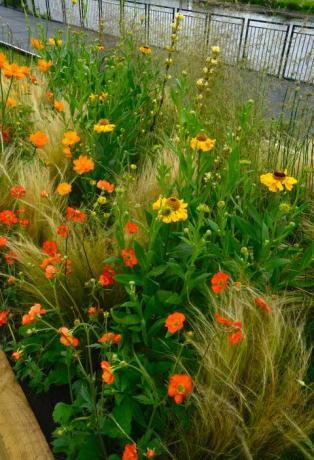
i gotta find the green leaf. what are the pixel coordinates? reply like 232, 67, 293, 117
77, 436, 103, 460
114, 274, 144, 286
53, 402, 73, 425
111, 310, 141, 326
101, 398, 133, 438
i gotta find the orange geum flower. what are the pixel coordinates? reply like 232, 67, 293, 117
42, 240, 58, 256
0, 210, 18, 226
121, 248, 138, 268
20, 66, 30, 77
124, 222, 138, 234
40, 190, 49, 198
54, 101, 64, 112
56, 182, 72, 196
18, 218, 29, 226
122, 443, 138, 460
7, 275, 15, 285
66, 207, 86, 223
22, 303, 46, 325
0, 310, 9, 326
100, 361, 115, 384
96, 180, 115, 193
62, 131, 80, 147
10, 185, 26, 199
99, 265, 116, 286
0, 236, 8, 247
63, 147, 72, 158
59, 327, 79, 347
87, 306, 98, 316
12, 351, 21, 361
165, 312, 186, 334
214, 313, 242, 329
37, 59, 53, 72
5, 251, 17, 265
31, 38, 44, 50
98, 332, 121, 345
211, 272, 229, 294
57, 224, 70, 238
45, 264, 58, 280
73, 155, 95, 175
145, 449, 155, 458
255, 297, 272, 313
0, 53, 7, 69
29, 131, 48, 149
168, 374, 193, 404
228, 329, 243, 345
6, 97, 17, 108
4, 63, 26, 80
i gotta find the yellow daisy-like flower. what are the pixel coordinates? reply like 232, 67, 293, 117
153, 196, 188, 224
48, 38, 62, 46
94, 119, 115, 134
260, 170, 297, 192
56, 182, 72, 196
190, 133, 216, 152
139, 46, 152, 55
99, 92, 109, 102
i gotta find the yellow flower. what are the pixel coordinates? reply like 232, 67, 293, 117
31, 38, 44, 50
49, 38, 62, 46
56, 182, 72, 196
89, 93, 98, 102
190, 133, 216, 152
97, 196, 107, 205
95, 45, 105, 51
37, 59, 53, 72
260, 170, 297, 192
139, 46, 152, 55
153, 196, 188, 224
99, 92, 109, 102
211, 46, 220, 54
6, 97, 17, 108
94, 119, 115, 134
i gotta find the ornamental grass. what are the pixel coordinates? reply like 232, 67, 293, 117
0, 12, 313, 460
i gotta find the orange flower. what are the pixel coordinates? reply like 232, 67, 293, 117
121, 248, 138, 268
96, 180, 115, 193
73, 155, 95, 175
42, 240, 58, 256
98, 332, 121, 344
0, 310, 9, 326
20, 66, 30, 77
165, 312, 186, 334
211, 272, 229, 294
46, 91, 54, 100
99, 265, 116, 286
10, 185, 26, 199
57, 224, 70, 238
59, 327, 79, 347
18, 218, 29, 226
22, 303, 46, 325
40, 253, 61, 270
6, 97, 17, 108
5, 251, 17, 265
45, 264, 58, 280
4, 63, 26, 80
7, 276, 15, 285
40, 190, 49, 198
63, 147, 72, 158
56, 182, 72, 196
122, 444, 138, 460
37, 59, 53, 72
145, 449, 155, 458
0, 210, 17, 226
0, 236, 8, 247
66, 207, 86, 223
214, 313, 242, 329
229, 329, 243, 345
0, 53, 7, 69
124, 222, 138, 234
255, 297, 272, 313
100, 361, 115, 384
12, 351, 21, 361
168, 374, 193, 404
30, 75, 37, 84
29, 131, 48, 149
31, 38, 44, 50
87, 306, 98, 316
54, 101, 64, 112
62, 131, 80, 147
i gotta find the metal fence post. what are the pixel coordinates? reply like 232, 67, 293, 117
98, 0, 102, 22
61, 0, 67, 24
281, 24, 295, 80
204, 11, 211, 52
237, 17, 245, 61
79, 0, 84, 27
278, 24, 292, 78
241, 18, 250, 60
45, 0, 51, 19
145, 2, 150, 44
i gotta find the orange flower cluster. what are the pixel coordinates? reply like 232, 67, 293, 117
165, 312, 186, 334
214, 313, 243, 345
40, 241, 71, 280
10, 185, 26, 199
22, 303, 46, 325
57, 224, 70, 238
211, 272, 229, 294
100, 361, 115, 384
124, 222, 139, 234
59, 327, 79, 347
3, 62, 29, 80
96, 180, 115, 193
121, 248, 138, 267
168, 374, 193, 404
98, 265, 116, 286
0, 310, 9, 326
98, 332, 121, 345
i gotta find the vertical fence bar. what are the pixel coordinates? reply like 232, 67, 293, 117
237, 17, 245, 61
79, 0, 83, 27
278, 24, 291, 78
98, 0, 102, 22
45, 0, 51, 19
145, 3, 150, 45
61, 0, 67, 23
241, 18, 250, 60
204, 11, 211, 52
281, 24, 295, 80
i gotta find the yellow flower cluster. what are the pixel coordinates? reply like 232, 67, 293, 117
153, 196, 188, 224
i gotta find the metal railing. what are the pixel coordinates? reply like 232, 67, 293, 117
1, 0, 313, 83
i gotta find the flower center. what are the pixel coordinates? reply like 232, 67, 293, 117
99, 119, 109, 126
176, 383, 186, 394
273, 171, 286, 180
196, 133, 207, 142
165, 197, 180, 211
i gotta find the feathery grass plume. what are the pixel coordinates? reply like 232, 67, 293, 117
172, 286, 314, 459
